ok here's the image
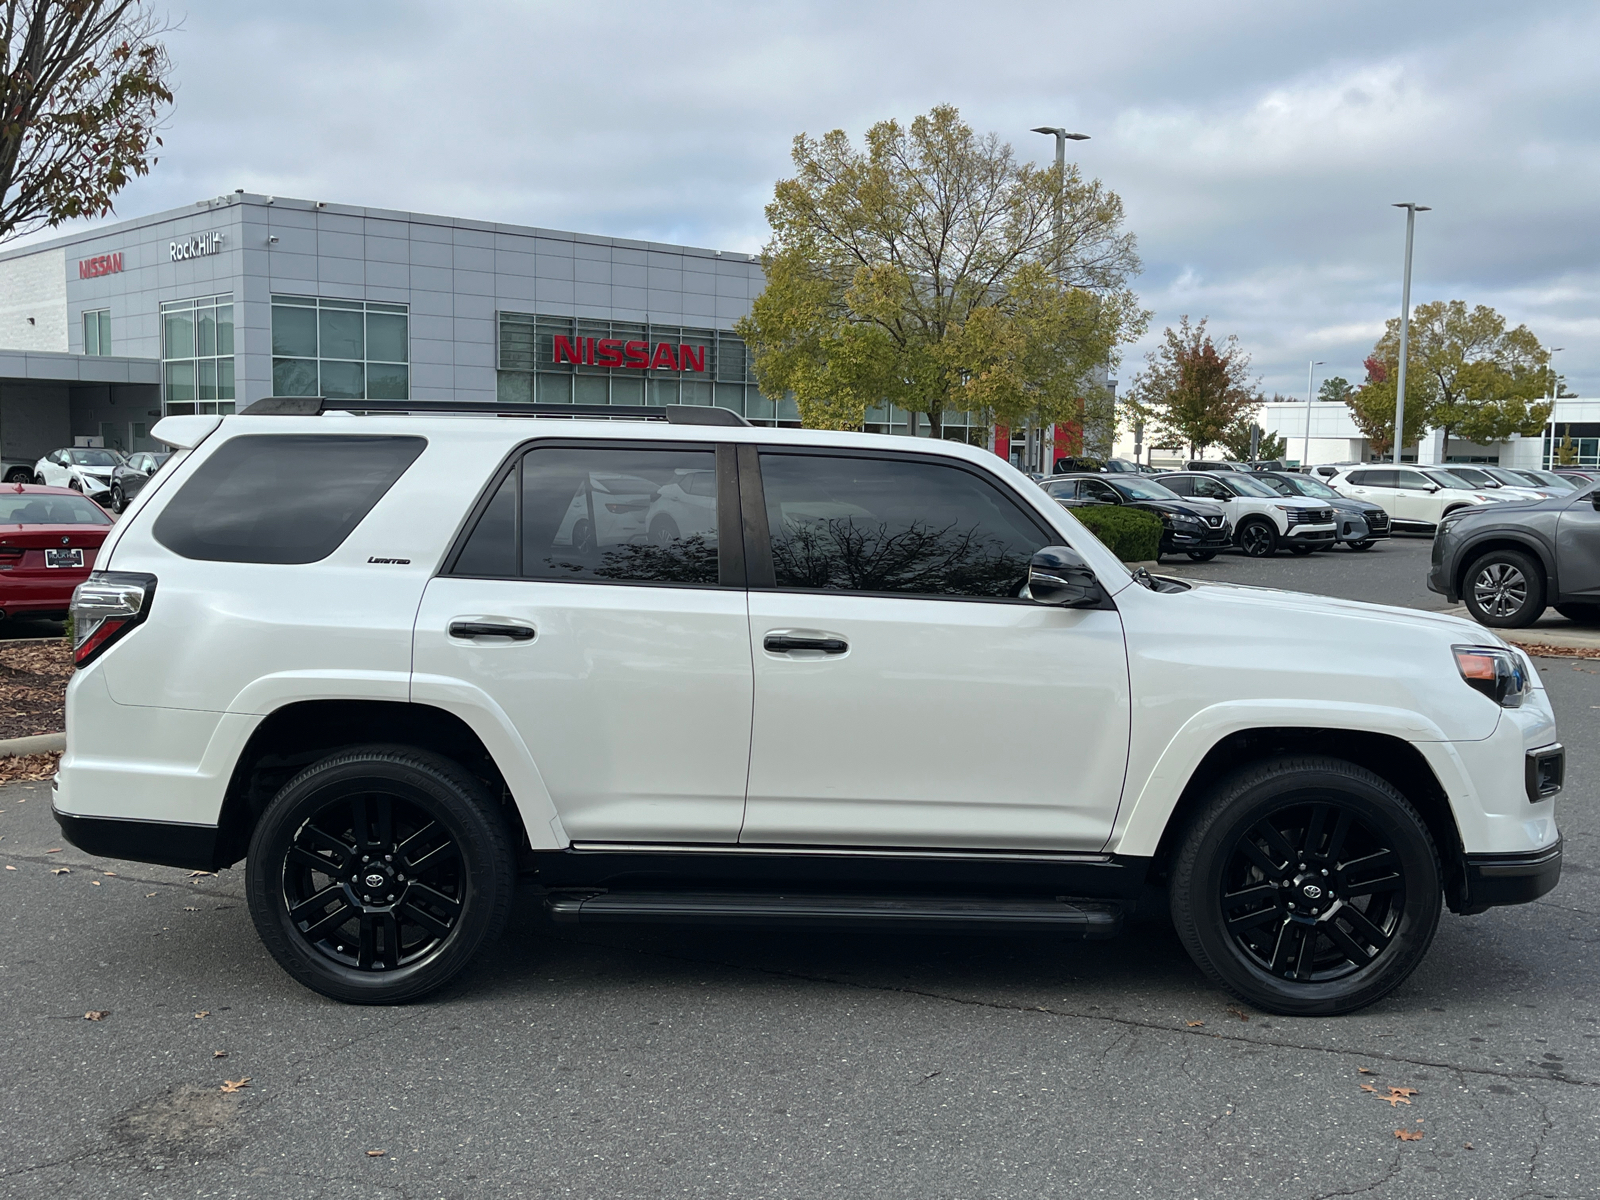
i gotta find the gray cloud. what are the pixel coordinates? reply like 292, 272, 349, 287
19, 0, 1598, 396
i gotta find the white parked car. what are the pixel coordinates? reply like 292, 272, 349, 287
1153, 471, 1339, 557
55, 399, 1564, 1016
1323, 465, 1503, 531
1419, 466, 1543, 503
35, 447, 125, 499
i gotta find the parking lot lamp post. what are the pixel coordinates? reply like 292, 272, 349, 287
1303, 360, 1324, 468
1032, 127, 1091, 472
1545, 347, 1564, 467
1391, 203, 1430, 465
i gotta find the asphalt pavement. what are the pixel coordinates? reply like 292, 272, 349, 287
5, 550, 1600, 1198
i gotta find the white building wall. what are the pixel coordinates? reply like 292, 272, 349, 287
0, 249, 68, 352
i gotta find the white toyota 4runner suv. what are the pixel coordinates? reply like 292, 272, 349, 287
56, 399, 1565, 1015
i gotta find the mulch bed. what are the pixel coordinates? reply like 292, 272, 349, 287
0, 639, 72, 741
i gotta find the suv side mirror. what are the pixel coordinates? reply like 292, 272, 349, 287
1028, 546, 1106, 608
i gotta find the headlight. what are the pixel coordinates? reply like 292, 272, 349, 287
1171, 513, 1201, 525
1452, 645, 1527, 708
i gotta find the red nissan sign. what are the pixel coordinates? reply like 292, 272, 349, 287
78, 252, 122, 279
552, 335, 707, 373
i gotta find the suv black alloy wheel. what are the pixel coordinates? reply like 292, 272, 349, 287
246, 746, 514, 1004
1237, 518, 1277, 557
1171, 757, 1442, 1016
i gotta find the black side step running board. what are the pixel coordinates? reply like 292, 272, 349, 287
545, 892, 1123, 937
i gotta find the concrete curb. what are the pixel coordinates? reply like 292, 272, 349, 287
0, 732, 64, 757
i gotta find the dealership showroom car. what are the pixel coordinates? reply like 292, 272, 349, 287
1251, 470, 1391, 550
1430, 471, 1600, 627
1154, 470, 1338, 556
33, 446, 125, 499
53, 399, 1563, 1017
1040, 473, 1232, 559
1322, 464, 1503, 531
107, 450, 172, 514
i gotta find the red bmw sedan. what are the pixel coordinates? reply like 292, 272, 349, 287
0, 484, 113, 622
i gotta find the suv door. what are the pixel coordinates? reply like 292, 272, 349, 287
1555, 484, 1600, 598
1341, 470, 1400, 520
412, 441, 754, 843
1392, 469, 1445, 524
1077, 478, 1120, 505
739, 448, 1131, 851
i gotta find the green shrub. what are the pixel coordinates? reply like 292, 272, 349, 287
1069, 505, 1163, 563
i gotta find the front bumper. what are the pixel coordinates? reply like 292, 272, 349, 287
1455, 840, 1562, 914
1284, 523, 1337, 545
1163, 523, 1231, 551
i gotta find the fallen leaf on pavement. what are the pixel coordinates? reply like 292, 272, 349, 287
4, 865, 14, 870
194, 1011, 210, 1019
214, 1050, 227, 1058
1225, 1007, 1250, 1021
145, 891, 156, 897
50, 866, 69, 874
219, 1077, 250, 1093
183, 906, 199, 912
188, 870, 216, 878
46, 848, 60, 853
366, 1149, 386, 1157
91, 880, 100, 886
1358, 1067, 1375, 1074
1464, 1142, 1474, 1150
102, 871, 116, 876
84, 1010, 109, 1021
1186, 1020, 1204, 1028
1395, 1129, 1423, 1141
1362, 1084, 1417, 1106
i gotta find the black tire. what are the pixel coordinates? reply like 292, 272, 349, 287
109, 485, 125, 514
1348, 539, 1376, 551
1462, 548, 1546, 628
31, 473, 44, 485
648, 514, 680, 546
67, 478, 81, 492
1237, 518, 1278, 557
1170, 756, 1442, 1016
1186, 550, 1218, 561
246, 746, 515, 1005
1289, 544, 1315, 556
1555, 603, 1600, 625
3, 467, 29, 484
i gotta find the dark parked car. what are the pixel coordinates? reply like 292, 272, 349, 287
108, 451, 172, 514
1051, 454, 1105, 474
1253, 470, 1391, 549
1185, 459, 1250, 472
1041, 473, 1232, 560
1428, 477, 1600, 627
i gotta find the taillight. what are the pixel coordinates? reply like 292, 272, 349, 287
0, 548, 22, 572
70, 572, 157, 666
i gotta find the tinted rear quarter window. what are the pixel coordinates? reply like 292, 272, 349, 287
152, 434, 426, 564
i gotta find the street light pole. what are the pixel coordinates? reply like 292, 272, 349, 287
1546, 346, 1565, 468
1031, 127, 1089, 473
1391, 202, 1430, 465
1303, 360, 1324, 468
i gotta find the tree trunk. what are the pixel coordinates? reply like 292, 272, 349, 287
1440, 426, 1451, 464
927, 406, 943, 439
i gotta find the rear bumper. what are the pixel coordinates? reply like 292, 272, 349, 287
1455, 840, 1562, 914
51, 802, 222, 871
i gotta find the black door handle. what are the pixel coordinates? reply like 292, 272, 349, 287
449, 620, 535, 640
764, 634, 848, 654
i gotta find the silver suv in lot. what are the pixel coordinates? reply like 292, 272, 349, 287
56, 399, 1563, 1013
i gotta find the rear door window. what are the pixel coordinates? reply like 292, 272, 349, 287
450, 443, 724, 587
152, 434, 426, 564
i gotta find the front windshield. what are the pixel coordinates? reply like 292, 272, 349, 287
1220, 473, 1278, 498
1485, 467, 1538, 488
0, 494, 110, 525
1286, 474, 1339, 499
1252, 475, 1296, 497
67, 449, 122, 467
1517, 469, 1576, 490
1109, 477, 1183, 501
1424, 469, 1477, 490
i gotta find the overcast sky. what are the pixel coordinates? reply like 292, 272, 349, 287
22, 0, 1600, 399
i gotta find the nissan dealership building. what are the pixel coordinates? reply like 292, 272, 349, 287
0, 191, 1085, 464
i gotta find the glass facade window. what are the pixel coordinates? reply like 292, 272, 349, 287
161, 295, 235, 415
495, 311, 792, 425
83, 309, 111, 356
271, 295, 410, 401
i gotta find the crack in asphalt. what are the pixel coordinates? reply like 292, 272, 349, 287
0, 850, 237, 899
551, 933, 1600, 1093
1306, 1150, 1402, 1200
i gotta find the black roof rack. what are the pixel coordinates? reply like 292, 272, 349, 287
238, 396, 751, 427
